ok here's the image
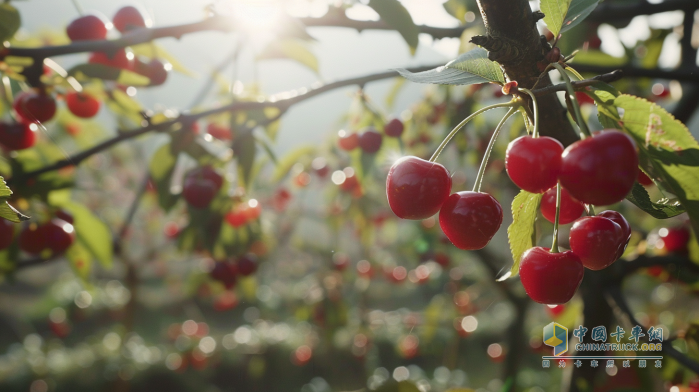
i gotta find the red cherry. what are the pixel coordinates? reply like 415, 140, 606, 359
134, 59, 169, 86
225, 210, 247, 227
66, 92, 101, 118
339, 168, 360, 192
439, 191, 503, 250
112, 6, 149, 33
0, 122, 35, 150
207, 123, 232, 141
386, 156, 452, 220
243, 200, 262, 221
519, 247, 584, 304
384, 118, 404, 137
19, 224, 44, 254
358, 128, 382, 153
192, 166, 223, 189
637, 171, 653, 186
13, 91, 57, 123
598, 210, 631, 259
89, 49, 134, 70
54, 210, 75, 225
182, 177, 217, 209
210, 261, 237, 289
66, 15, 109, 41
42, 219, 76, 255
569, 216, 624, 270
575, 91, 595, 106
505, 136, 564, 193
236, 254, 258, 276
338, 131, 359, 151
540, 187, 584, 224
559, 130, 639, 205
658, 226, 690, 254
0, 219, 15, 250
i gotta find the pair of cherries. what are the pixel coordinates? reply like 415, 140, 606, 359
386, 156, 502, 250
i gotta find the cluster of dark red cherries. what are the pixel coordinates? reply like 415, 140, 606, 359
387, 126, 640, 305
0, 6, 168, 152
208, 253, 258, 289
0, 210, 76, 257
337, 118, 404, 153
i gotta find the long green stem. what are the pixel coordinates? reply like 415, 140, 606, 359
550, 182, 562, 253
429, 101, 515, 163
518, 88, 539, 138
552, 63, 591, 138
473, 107, 516, 193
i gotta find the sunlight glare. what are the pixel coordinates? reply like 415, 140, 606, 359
230, 0, 282, 33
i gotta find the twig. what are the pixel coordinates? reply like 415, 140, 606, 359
4, 15, 233, 60
606, 285, 699, 375
530, 70, 624, 96
588, 0, 699, 23
572, 65, 699, 82
7, 64, 439, 185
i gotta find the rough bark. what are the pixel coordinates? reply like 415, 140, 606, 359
475, 0, 580, 146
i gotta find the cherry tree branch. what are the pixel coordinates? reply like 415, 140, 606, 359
530, 69, 624, 96
6, 64, 437, 186
3, 15, 233, 60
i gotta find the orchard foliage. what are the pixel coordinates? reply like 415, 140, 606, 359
0, 0, 697, 392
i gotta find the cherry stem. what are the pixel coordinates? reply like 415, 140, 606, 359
518, 88, 539, 138
552, 63, 591, 138
429, 101, 516, 163
473, 107, 516, 193
71, 0, 84, 16
550, 181, 562, 253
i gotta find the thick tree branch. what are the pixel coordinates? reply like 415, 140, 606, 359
3, 15, 233, 60
6, 64, 437, 186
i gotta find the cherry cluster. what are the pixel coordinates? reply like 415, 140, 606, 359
0, 6, 170, 152
209, 253, 258, 289
337, 118, 404, 153
506, 129, 639, 304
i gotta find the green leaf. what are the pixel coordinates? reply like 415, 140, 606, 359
65, 242, 93, 280
626, 183, 685, 219
571, 50, 627, 67
0, 3, 20, 42
68, 63, 150, 86
0, 201, 29, 222
257, 39, 318, 74
396, 48, 505, 86
149, 143, 180, 211
598, 94, 699, 233
59, 202, 113, 269
368, 0, 420, 55
560, 0, 600, 34
541, 0, 573, 38
233, 132, 257, 189
507, 190, 543, 276
0, 176, 12, 198
443, 0, 468, 23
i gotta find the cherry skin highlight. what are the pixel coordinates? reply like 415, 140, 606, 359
0, 122, 35, 150
559, 130, 639, 205
66, 92, 101, 118
439, 191, 503, 250
658, 226, 690, 254
540, 186, 585, 224
505, 135, 564, 193
519, 247, 584, 304
569, 216, 624, 270
386, 156, 452, 220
